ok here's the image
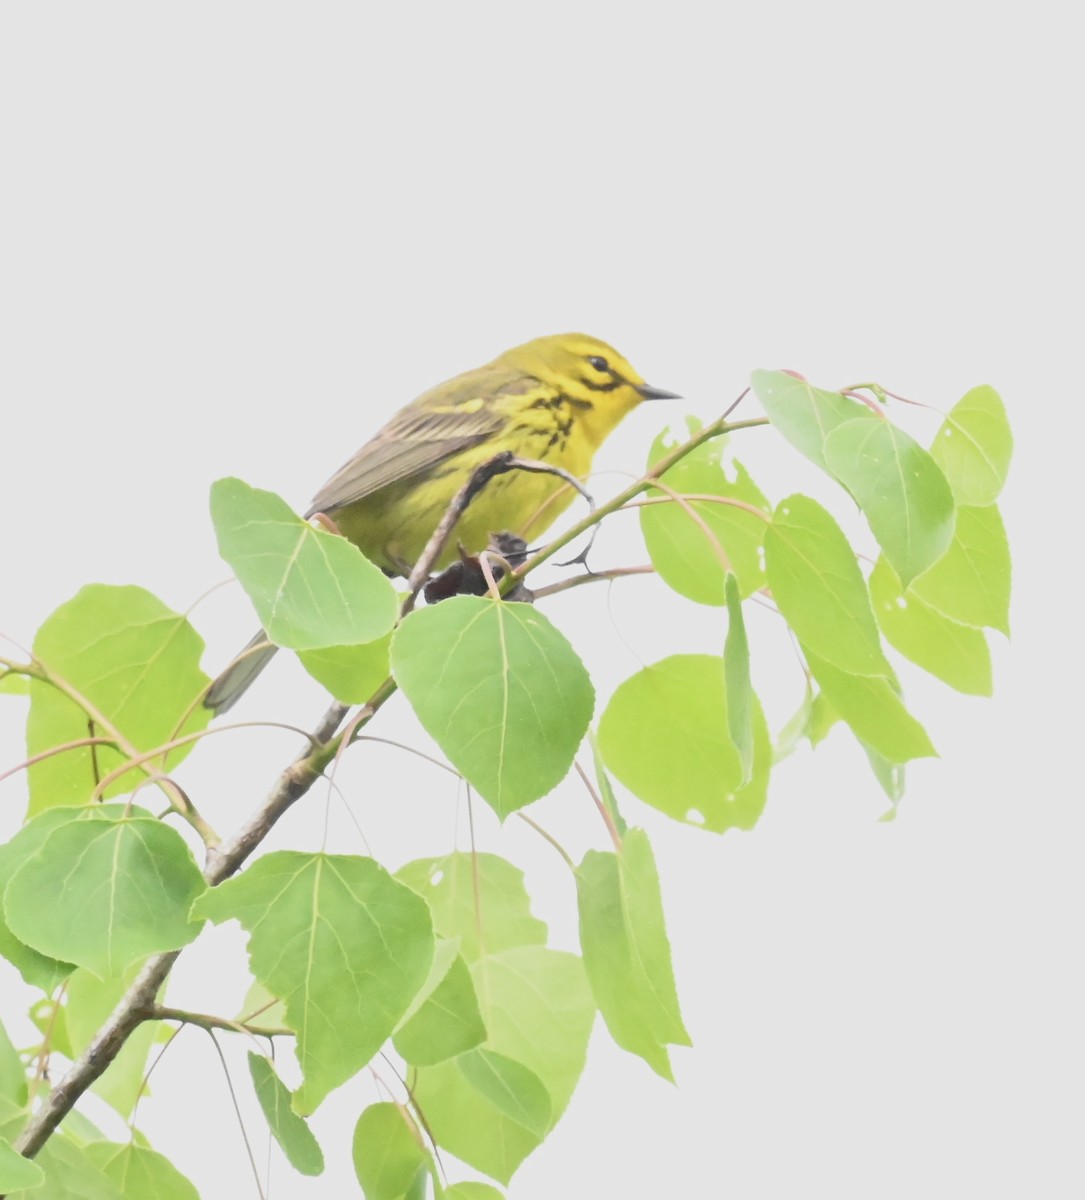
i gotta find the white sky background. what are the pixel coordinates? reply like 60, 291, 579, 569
1, 5, 1081, 1197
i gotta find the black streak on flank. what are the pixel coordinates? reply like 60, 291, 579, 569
530, 393, 596, 412
544, 414, 575, 452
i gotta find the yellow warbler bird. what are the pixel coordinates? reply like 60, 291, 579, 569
205, 332, 677, 712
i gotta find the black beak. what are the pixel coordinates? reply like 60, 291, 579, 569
637, 382, 682, 401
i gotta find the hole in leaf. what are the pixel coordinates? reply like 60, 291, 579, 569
429, 870, 444, 887
686, 809, 706, 825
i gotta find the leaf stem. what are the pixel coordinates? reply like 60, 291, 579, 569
14, 655, 221, 846
530, 564, 655, 601
624, 492, 772, 522
90, 720, 323, 801
575, 761, 623, 852
516, 812, 576, 869
204, 1028, 268, 1200
151, 1005, 292, 1039
0, 737, 118, 786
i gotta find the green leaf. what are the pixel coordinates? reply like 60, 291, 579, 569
82, 1143, 200, 1200
0, 920, 73, 993
396, 854, 546, 963
3, 809, 205, 978
444, 1185, 504, 1200
930, 385, 1012, 506
297, 632, 392, 704
412, 1068, 538, 1183
576, 828, 690, 1080
210, 477, 398, 650
28, 999, 71, 1059
765, 495, 891, 677
774, 686, 841, 758
824, 419, 956, 587
804, 650, 936, 764
66, 965, 159, 1117
193, 852, 433, 1114
26, 585, 210, 812
393, 940, 486, 1065
0, 1139, 44, 1192
11, 1137, 125, 1200
413, 947, 593, 1183
0, 811, 81, 972
860, 742, 906, 805
0, 1020, 26, 1108
248, 1053, 325, 1176
724, 574, 754, 783
909, 505, 1011, 634
773, 683, 815, 763
809, 692, 839, 746
392, 596, 594, 816
640, 422, 770, 602
57, 1109, 109, 1149
0, 810, 78, 990
352, 1103, 428, 1200
598, 655, 771, 832
458, 1049, 551, 1137
750, 369, 875, 475
470, 948, 593, 1121
870, 558, 992, 695
0, 1094, 26, 1142
0, 674, 29, 696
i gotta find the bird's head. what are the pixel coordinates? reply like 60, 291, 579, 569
498, 333, 679, 447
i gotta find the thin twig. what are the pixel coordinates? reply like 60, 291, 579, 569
530, 564, 656, 601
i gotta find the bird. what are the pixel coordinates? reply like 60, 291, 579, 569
204, 332, 678, 712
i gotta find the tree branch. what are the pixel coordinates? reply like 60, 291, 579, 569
13, 950, 178, 1159
11, 690, 381, 1159
9, 404, 767, 1165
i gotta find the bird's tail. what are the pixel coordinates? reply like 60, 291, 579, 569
204, 630, 279, 714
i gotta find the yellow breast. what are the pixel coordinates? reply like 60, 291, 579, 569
332, 394, 597, 573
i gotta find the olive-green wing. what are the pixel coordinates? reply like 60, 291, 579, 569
306, 363, 534, 517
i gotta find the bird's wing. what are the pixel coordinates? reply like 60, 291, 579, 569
305, 363, 534, 517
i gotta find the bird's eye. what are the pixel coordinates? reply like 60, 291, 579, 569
587, 355, 609, 373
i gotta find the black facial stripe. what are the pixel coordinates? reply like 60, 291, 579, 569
578, 374, 621, 393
